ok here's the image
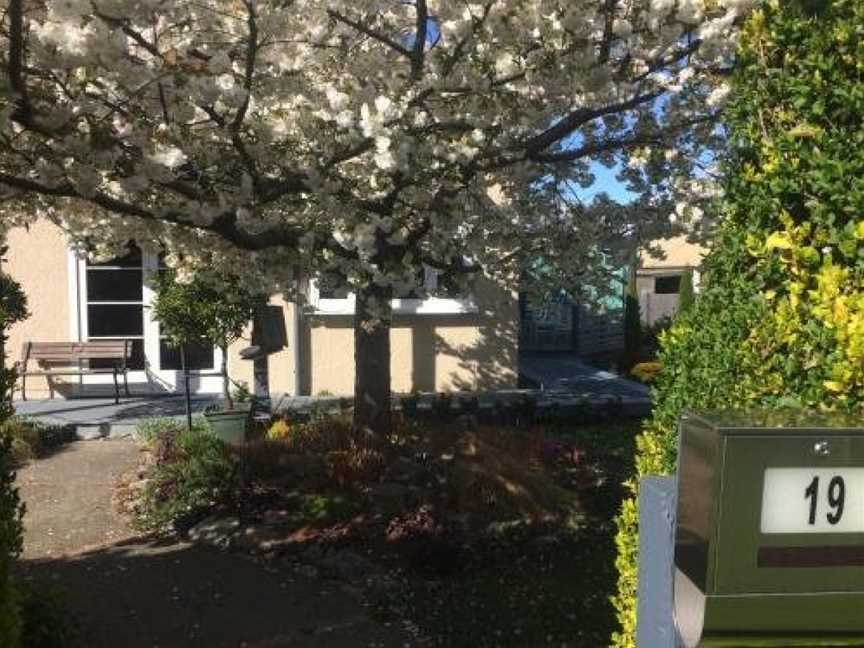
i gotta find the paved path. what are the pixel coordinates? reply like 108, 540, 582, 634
520, 353, 651, 399
15, 441, 413, 648
17, 441, 140, 558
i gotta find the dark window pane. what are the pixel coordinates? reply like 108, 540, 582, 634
88, 304, 144, 336
87, 244, 142, 268
318, 273, 350, 299
435, 272, 466, 298
89, 338, 145, 371
395, 268, 425, 299
160, 340, 215, 371
87, 269, 143, 302
655, 275, 681, 295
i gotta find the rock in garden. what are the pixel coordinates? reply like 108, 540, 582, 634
233, 523, 290, 553
187, 515, 241, 550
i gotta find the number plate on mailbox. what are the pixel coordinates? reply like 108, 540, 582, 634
761, 468, 864, 534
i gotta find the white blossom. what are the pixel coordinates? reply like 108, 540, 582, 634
149, 145, 188, 169
0, 0, 750, 310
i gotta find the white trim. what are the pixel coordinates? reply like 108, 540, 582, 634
309, 267, 478, 316
66, 248, 82, 341
391, 296, 478, 314
71, 248, 225, 395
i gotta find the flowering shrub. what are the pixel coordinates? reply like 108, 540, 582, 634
612, 2, 864, 645
629, 362, 661, 385
135, 420, 238, 532
265, 419, 291, 441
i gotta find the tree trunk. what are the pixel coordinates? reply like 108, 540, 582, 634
353, 283, 393, 437
221, 344, 234, 409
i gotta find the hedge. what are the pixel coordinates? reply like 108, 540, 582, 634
611, 1, 864, 645
0, 261, 28, 646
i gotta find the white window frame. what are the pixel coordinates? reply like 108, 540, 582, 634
68, 248, 226, 394
310, 266, 478, 316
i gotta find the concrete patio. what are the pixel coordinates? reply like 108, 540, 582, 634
13, 361, 651, 436
13, 395, 222, 439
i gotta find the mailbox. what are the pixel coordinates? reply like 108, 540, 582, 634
674, 410, 864, 647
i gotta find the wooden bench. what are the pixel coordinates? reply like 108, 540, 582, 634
16, 341, 133, 404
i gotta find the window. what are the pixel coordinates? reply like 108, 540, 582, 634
85, 246, 146, 370
154, 257, 216, 371
159, 340, 216, 371
311, 266, 477, 315
655, 275, 682, 295
393, 266, 437, 300
317, 272, 351, 300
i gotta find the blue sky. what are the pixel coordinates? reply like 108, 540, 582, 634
579, 162, 638, 204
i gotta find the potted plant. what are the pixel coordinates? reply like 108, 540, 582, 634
151, 269, 257, 444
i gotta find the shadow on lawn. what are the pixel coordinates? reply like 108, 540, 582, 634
15, 536, 409, 648
397, 417, 641, 648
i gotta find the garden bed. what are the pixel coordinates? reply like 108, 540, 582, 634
2, 417, 76, 465
117, 407, 641, 647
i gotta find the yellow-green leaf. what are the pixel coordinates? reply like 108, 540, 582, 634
764, 231, 793, 251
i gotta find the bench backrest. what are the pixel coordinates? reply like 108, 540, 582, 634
21, 341, 133, 366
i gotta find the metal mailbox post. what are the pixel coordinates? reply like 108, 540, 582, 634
639, 410, 864, 647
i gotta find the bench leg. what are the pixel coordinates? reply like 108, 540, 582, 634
20, 374, 26, 401
112, 370, 120, 405
123, 371, 130, 397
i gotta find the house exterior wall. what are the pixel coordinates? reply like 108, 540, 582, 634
3, 220, 72, 397
304, 276, 519, 396
2, 220, 517, 399
639, 235, 706, 271
225, 295, 298, 397
637, 235, 707, 327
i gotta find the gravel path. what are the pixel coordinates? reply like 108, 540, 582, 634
14, 440, 412, 648
17, 440, 140, 559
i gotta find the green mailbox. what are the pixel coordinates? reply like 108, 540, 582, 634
674, 410, 864, 647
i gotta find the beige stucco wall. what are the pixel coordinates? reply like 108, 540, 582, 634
2, 220, 72, 397
640, 235, 706, 270
226, 296, 297, 397
304, 277, 519, 396
3, 218, 518, 399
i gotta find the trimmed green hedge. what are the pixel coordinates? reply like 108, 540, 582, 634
611, 1, 864, 645
0, 431, 24, 646
0, 259, 28, 646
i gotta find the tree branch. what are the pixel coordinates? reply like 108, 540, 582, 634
93, 12, 164, 60
598, 0, 618, 64
231, 0, 258, 132
439, 1, 496, 79
0, 172, 300, 251
520, 90, 663, 155
326, 10, 411, 57
411, 0, 428, 81
7, 0, 38, 129
527, 134, 664, 163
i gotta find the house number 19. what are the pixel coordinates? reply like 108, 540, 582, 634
804, 475, 846, 526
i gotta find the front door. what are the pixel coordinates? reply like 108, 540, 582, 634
74, 245, 225, 395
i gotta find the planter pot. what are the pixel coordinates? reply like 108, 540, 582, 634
204, 405, 251, 445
